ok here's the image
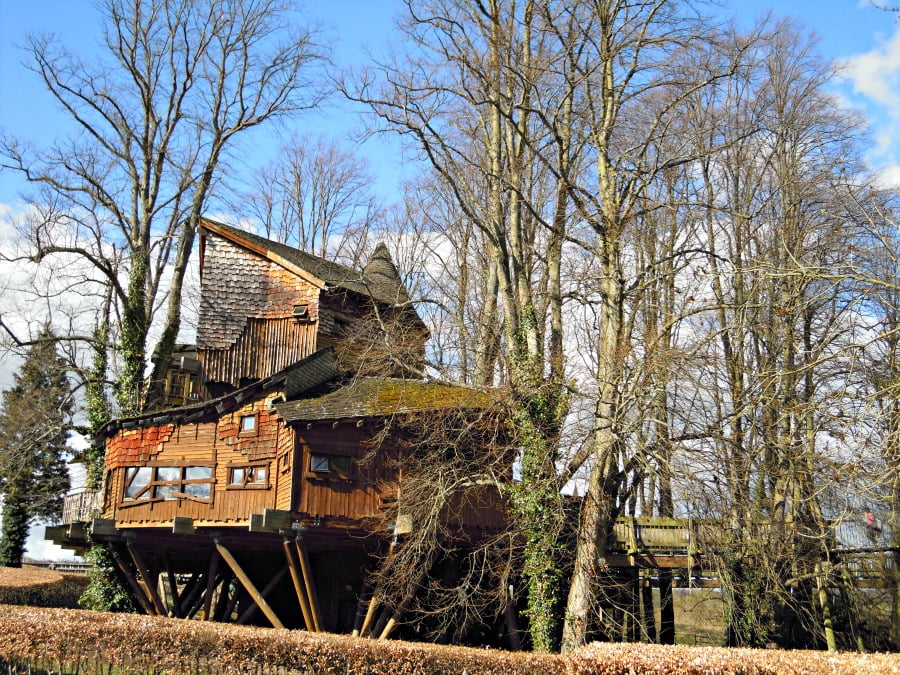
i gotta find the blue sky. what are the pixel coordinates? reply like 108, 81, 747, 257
1, 0, 899, 209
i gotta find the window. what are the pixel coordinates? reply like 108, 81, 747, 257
238, 414, 258, 437
308, 453, 353, 480
122, 466, 213, 504
228, 464, 268, 488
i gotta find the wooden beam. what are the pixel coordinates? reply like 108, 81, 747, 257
215, 543, 285, 630
126, 542, 168, 616
213, 571, 232, 621
202, 551, 220, 621
351, 582, 372, 637
295, 542, 322, 632
165, 558, 182, 618
359, 592, 380, 638
110, 547, 156, 616
283, 538, 315, 632
178, 572, 205, 618
605, 553, 700, 569
237, 566, 288, 625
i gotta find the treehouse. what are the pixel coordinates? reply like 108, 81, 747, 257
49, 219, 509, 641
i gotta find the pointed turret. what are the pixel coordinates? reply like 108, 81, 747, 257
362, 242, 410, 305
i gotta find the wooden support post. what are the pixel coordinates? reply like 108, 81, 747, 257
359, 592, 380, 638
283, 538, 315, 632
126, 542, 168, 616
215, 543, 285, 630
640, 569, 657, 643
213, 572, 232, 621
202, 551, 220, 621
379, 559, 434, 640
295, 542, 322, 632
237, 566, 288, 625
110, 547, 156, 616
177, 572, 203, 617
658, 568, 676, 645
370, 603, 393, 639
165, 559, 182, 618
351, 582, 372, 637
186, 577, 210, 619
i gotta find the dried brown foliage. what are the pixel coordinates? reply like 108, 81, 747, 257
0, 604, 896, 674
0, 566, 87, 608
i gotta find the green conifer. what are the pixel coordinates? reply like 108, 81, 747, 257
0, 331, 72, 566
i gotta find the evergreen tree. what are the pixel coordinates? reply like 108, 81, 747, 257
0, 332, 72, 566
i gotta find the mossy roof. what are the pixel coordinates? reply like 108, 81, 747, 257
275, 377, 494, 422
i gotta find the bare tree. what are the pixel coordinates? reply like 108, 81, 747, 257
238, 135, 383, 263
2, 0, 327, 415
347, 0, 577, 650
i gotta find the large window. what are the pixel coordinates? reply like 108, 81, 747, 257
122, 466, 213, 504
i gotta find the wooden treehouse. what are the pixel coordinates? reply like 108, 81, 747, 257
49, 219, 507, 642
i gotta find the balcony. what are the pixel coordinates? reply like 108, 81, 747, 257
61, 490, 103, 525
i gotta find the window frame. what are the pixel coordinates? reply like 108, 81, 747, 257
226, 462, 270, 490
306, 451, 355, 481
121, 464, 214, 506
238, 413, 259, 438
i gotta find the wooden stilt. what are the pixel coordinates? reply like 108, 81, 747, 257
110, 547, 156, 616
202, 551, 220, 621
237, 566, 288, 625
379, 555, 435, 640
295, 542, 322, 632
126, 542, 168, 616
361, 538, 396, 638
224, 585, 243, 622
658, 568, 675, 644
212, 572, 232, 621
215, 543, 285, 629
640, 570, 656, 642
351, 582, 372, 637
359, 592, 380, 637
283, 538, 315, 632
185, 576, 210, 619
370, 603, 393, 639
165, 559, 182, 618
178, 572, 203, 618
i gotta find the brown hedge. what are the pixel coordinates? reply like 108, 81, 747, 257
0, 566, 88, 609
0, 604, 896, 674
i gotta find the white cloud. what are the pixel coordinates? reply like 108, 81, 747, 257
875, 164, 900, 189
840, 28, 900, 113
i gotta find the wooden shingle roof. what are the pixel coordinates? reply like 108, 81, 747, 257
275, 377, 493, 422
200, 218, 412, 307
105, 349, 340, 433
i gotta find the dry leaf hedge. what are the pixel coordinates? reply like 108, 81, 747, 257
0, 604, 897, 674
0, 566, 88, 609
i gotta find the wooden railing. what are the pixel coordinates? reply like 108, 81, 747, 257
609, 517, 695, 555
61, 490, 103, 525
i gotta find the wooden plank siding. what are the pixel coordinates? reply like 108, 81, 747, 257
197, 234, 320, 388
293, 425, 398, 525
104, 394, 294, 527
200, 317, 318, 386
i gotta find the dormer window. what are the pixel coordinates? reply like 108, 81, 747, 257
292, 301, 312, 323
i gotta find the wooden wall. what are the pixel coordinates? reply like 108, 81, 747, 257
293, 425, 398, 525
197, 234, 320, 387
104, 394, 293, 527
